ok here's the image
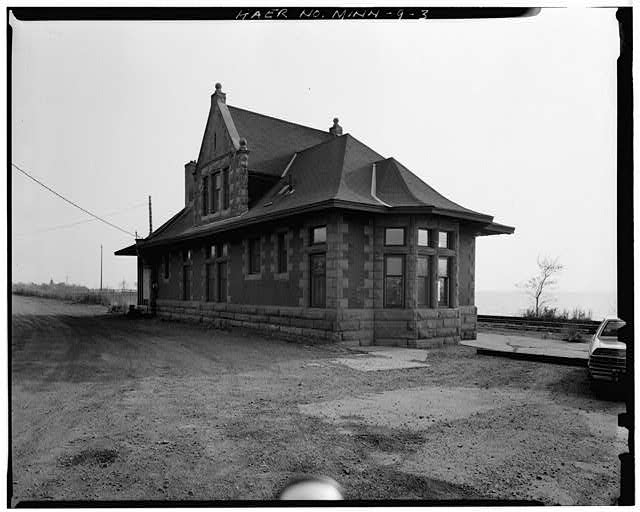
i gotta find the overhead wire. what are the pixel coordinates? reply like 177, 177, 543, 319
12, 162, 137, 237
13, 202, 147, 238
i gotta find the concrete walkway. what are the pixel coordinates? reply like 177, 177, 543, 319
332, 346, 431, 372
461, 332, 589, 366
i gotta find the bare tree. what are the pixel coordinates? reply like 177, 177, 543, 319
520, 256, 564, 317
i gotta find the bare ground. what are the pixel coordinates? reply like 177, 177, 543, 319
10, 295, 626, 505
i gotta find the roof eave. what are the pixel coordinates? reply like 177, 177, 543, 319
478, 222, 516, 236
135, 200, 512, 250
114, 242, 139, 256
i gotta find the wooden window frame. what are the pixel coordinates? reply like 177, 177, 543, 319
384, 254, 405, 308
202, 175, 209, 216
417, 228, 431, 247
310, 252, 326, 308
437, 256, 451, 307
417, 255, 430, 307
277, 232, 287, 274
222, 168, 230, 210
438, 231, 451, 249
248, 237, 261, 275
384, 227, 406, 247
310, 225, 327, 245
213, 172, 221, 213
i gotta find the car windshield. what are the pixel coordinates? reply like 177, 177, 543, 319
601, 320, 626, 338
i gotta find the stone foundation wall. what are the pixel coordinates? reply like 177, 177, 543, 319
155, 300, 476, 347
459, 305, 477, 340
373, 305, 478, 347
155, 300, 373, 345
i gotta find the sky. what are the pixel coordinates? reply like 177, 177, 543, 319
10, 8, 618, 298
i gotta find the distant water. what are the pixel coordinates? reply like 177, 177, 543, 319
475, 290, 618, 321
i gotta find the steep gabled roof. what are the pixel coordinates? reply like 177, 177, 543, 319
124, 103, 513, 252
228, 106, 333, 177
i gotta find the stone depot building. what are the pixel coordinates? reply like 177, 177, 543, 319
117, 84, 513, 348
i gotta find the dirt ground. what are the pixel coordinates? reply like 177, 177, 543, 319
10, 295, 626, 505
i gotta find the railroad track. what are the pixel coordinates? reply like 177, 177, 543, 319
477, 315, 600, 335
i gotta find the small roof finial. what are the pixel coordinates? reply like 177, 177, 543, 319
213, 82, 226, 103
329, 117, 343, 136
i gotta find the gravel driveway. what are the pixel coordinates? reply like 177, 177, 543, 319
11, 295, 626, 504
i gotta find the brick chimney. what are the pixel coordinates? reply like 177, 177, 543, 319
329, 118, 343, 136
212, 82, 226, 104
184, 160, 197, 206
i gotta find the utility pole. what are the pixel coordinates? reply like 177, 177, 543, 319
148, 195, 153, 236
100, 244, 103, 291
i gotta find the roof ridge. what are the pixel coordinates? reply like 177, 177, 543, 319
384, 157, 424, 205
228, 104, 332, 138
293, 131, 348, 156
335, 134, 386, 202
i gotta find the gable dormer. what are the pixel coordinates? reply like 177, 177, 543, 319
194, 83, 249, 226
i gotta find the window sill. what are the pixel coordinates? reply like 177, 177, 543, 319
245, 273, 262, 281
274, 272, 290, 280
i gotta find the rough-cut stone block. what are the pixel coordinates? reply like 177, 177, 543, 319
269, 315, 288, 325
290, 318, 315, 329
313, 319, 333, 330
375, 310, 414, 321
443, 318, 459, 328
302, 328, 324, 338
336, 320, 360, 331
341, 330, 363, 341
415, 309, 438, 320
374, 338, 409, 347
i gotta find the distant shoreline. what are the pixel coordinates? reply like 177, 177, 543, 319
476, 290, 617, 321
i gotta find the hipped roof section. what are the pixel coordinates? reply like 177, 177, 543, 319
129, 103, 513, 252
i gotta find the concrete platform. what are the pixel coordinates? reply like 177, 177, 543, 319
461, 333, 589, 366
332, 346, 430, 372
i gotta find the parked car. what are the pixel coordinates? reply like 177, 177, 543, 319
588, 316, 626, 382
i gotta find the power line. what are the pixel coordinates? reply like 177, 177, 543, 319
12, 162, 136, 237
13, 202, 147, 237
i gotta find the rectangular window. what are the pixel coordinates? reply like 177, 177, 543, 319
418, 229, 430, 247
385, 227, 405, 246
311, 226, 327, 245
207, 244, 216, 260
213, 172, 221, 212
417, 256, 429, 307
206, 263, 215, 302
182, 266, 191, 301
249, 238, 261, 274
277, 232, 287, 273
384, 255, 404, 308
222, 168, 230, 210
163, 254, 169, 279
438, 231, 450, 249
202, 175, 209, 215
217, 261, 227, 302
438, 257, 450, 307
310, 253, 326, 307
